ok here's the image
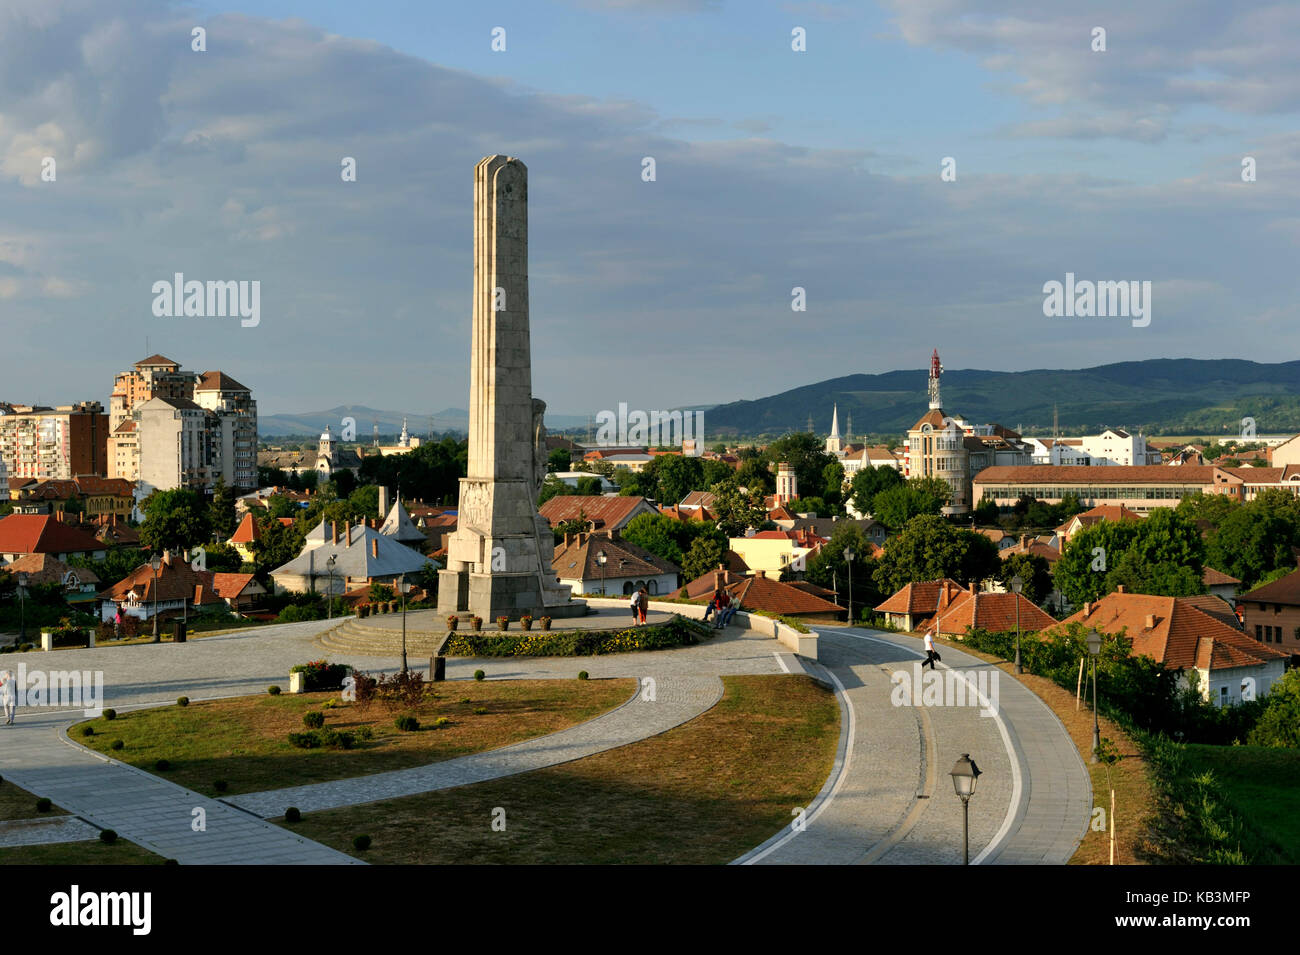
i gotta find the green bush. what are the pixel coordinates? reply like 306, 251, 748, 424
36, 797, 52, 812
99, 829, 118, 844
444, 616, 711, 657
433, 717, 451, 728
303, 711, 325, 729
268, 685, 282, 696
81, 725, 94, 737
214, 780, 228, 792
577, 671, 589, 680
110, 739, 124, 751
353, 834, 372, 851
394, 715, 420, 732
473, 706, 488, 715
103, 709, 117, 721
289, 659, 351, 691
285, 807, 301, 823
288, 731, 321, 749
288, 728, 357, 749
474, 669, 486, 681
177, 697, 189, 707
154, 759, 171, 771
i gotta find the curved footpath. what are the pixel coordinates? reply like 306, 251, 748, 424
0, 615, 1089, 864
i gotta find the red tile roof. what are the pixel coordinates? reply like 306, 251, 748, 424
875, 579, 966, 615
210, 573, 258, 599
0, 515, 105, 556
195, 370, 251, 392
229, 513, 262, 544
1240, 567, 1300, 606
98, 556, 224, 606
922, 590, 1057, 637
551, 533, 680, 580
539, 496, 652, 530
1201, 567, 1241, 587
1053, 592, 1288, 671
2, 553, 100, 586
1056, 504, 1144, 534
135, 354, 180, 367
671, 570, 843, 617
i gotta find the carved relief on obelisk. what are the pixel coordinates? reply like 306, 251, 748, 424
438, 156, 583, 620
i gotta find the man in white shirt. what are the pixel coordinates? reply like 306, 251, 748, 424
922, 630, 939, 671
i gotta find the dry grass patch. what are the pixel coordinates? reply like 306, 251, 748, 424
932, 634, 1156, 865
72, 678, 635, 796
0, 842, 165, 865
289, 674, 839, 864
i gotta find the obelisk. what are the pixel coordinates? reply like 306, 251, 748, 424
438, 156, 582, 620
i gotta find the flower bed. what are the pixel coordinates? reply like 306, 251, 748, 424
289, 659, 352, 691
442, 615, 710, 657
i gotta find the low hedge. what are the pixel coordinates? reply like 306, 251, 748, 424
443, 615, 711, 657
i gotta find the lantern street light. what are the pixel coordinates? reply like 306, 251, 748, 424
596, 549, 607, 597
1086, 628, 1102, 763
150, 554, 162, 643
16, 572, 29, 646
843, 547, 855, 626
950, 753, 982, 865
398, 574, 410, 674
1009, 574, 1023, 674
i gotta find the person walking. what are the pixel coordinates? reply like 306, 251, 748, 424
636, 587, 649, 626
922, 628, 941, 671
1, 670, 16, 725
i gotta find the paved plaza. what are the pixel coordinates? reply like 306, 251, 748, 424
0, 614, 1090, 864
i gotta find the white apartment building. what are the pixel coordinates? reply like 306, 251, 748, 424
1025, 429, 1161, 466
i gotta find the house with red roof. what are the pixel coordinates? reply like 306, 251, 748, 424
1054, 504, 1144, 547
97, 551, 225, 623
551, 531, 681, 597
0, 513, 107, 564
539, 495, 657, 533
917, 582, 1058, 639
874, 579, 966, 632
1052, 587, 1289, 705
671, 567, 845, 622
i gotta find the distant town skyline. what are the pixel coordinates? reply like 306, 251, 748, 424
3, 1, 1297, 416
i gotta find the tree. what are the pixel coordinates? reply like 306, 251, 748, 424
873, 515, 1000, 594
805, 523, 881, 620
266, 494, 298, 520
792, 496, 827, 518
547, 447, 571, 472
622, 513, 687, 566
202, 541, 244, 573
1176, 492, 1240, 530
708, 480, 767, 537
330, 469, 358, 498
734, 458, 773, 495
822, 460, 846, 509
681, 535, 726, 583
850, 465, 903, 516
764, 432, 835, 499
700, 459, 734, 488
1206, 506, 1300, 588
249, 517, 306, 581
1248, 668, 1300, 747
999, 553, 1052, 605
972, 497, 1000, 526
139, 488, 212, 554
538, 475, 572, 506
871, 478, 949, 531
653, 456, 705, 506
209, 477, 238, 539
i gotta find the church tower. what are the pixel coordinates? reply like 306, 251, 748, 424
775, 462, 798, 506
317, 426, 335, 476
825, 403, 843, 455
399, 417, 410, 448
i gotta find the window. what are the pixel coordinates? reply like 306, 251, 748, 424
1220, 686, 1228, 707
1275, 604, 1282, 614
1255, 625, 1263, 641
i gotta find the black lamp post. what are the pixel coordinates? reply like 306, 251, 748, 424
17, 572, 28, 646
1086, 628, 1102, 763
398, 574, 409, 674
150, 554, 162, 643
950, 753, 982, 865
843, 547, 855, 625
326, 554, 337, 620
596, 549, 607, 596
1010, 574, 1023, 674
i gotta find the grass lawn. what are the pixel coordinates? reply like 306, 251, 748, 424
287, 674, 840, 864
72, 678, 636, 796
0, 842, 166, 864
0, 780, 68, 822
929, 633, 1157, 865
1178, 744, 1300, 864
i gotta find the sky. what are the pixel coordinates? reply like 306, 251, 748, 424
1, 0, 1298, 422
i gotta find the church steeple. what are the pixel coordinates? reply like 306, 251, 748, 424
826, 403, 843, 455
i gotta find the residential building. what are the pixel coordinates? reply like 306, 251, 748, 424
1054, 504, 1145, 547
1238, 568, 1300, 660
269, 520, 431, 595
551, 530, 680, 596
728, 530, 813, 578
538, 495, 658, 533
874, 579, 967, 631
1201, 567, 1242, 604
97, 550, 225, 623
0, 513, 107, 564
0, 401, 108, 481
917, 582, 1059, 638
672, 567, 845, 621
1054, 589, 1290, 704
255, 427, 363, 481
6, 476, 135, 520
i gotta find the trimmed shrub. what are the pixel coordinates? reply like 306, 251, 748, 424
81, 725, 94, 737
99, 829, 118, 844
302, 711, 325, 729
444, 615, 711, 657
474, 669, 486, 681
110, 739, 124, 751
353, 834, 372, 851
288, 731, 321, 749
177, 697, 189, 707
154, 759, 171, 771
213, 780, 228, 792
268, 685, 282, 696
285, 807, 301, 823
36, 797, 52, 812
290, 659, 351, 692
577, 671, 589, 680
103, 709, 117, 721
394, 714, 420, 732
473, 706, 488, 715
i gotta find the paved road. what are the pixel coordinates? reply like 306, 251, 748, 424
0, 617, 1089, 864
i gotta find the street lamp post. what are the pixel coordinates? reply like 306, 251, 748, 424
843, 547, 855, 626
398, 574, 409, 674
950, 753, 982, 865
17, 572, 28, 646
596, 549, 607, 597
1086, 628, 1102, 763
1010, 574, 1023, 674
150, 554, 162, 643
326, 555, 337, 620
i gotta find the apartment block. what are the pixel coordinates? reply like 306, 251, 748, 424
0, 401, 109, 480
